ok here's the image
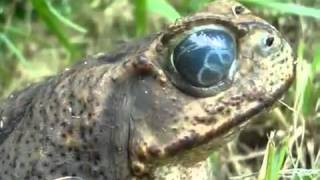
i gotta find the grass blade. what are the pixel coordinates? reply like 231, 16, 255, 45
46, 1, 87, 34
0, 33, 28, 66
240, 0, 320, 19
31, 0, 77, 58
133, 0, 147, 36
258, 132, 288, 180
146, 0, 181, 22
312, 46, 320, 73
185, 0, 211, 12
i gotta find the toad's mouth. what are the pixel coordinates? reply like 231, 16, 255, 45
157, 71, 294, 158
128, 64, 294, 169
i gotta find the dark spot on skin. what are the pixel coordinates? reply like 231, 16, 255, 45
67, 127, 74, 135
10, 161, 16, 168
280, 58, 287, 64
60, 152, 66, 157
42, 162, 49, 167
49, 123, 55, 128
16, 133, 23, 143
88, 112, 93, 119
74, 152, 81, 161
91, 169, 100, 177
61, 171, 68, 176
88, 127, 94, 135
61, 133, 67, 139
80, 126, 86, 140
60, 122, 67, 128
93, 137, 99, 143
20, 162, 25, 168
94, 153, 101, 162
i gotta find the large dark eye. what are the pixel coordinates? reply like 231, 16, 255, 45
172, 27, 236, 87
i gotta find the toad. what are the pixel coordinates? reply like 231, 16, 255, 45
0, 0, 295, 179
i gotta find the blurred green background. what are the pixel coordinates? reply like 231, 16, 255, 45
0, 0, 320, 179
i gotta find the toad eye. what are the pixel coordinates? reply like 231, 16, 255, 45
171, 27, 237, 87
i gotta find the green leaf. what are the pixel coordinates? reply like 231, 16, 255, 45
271, 139, 288, 180
185, 0, 211, 12
258, 132, 288, 180
46, 1, 87, 34
31, 0, 79, 58
240, 0, 320, 19
146, 0, 181, 22
3, 26, 28, 37
311, 46, 320, 74
294, 41, 313, 116
0, 33, 28, 66
133, 0, 147, 36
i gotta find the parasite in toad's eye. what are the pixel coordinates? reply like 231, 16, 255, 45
171, 26, 237, 87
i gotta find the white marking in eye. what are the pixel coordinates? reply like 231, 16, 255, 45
189, 33, 228, 49
197, 48, 232, 85
175, 33, 231, 63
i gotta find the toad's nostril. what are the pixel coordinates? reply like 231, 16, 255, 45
234, 5, 245, 15
265, 36, 274, 47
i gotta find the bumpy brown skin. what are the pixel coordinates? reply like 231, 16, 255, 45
0, 1, 294, 180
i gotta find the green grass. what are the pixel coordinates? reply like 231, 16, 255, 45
1, 0, 320, 179
240, 0, 320, 19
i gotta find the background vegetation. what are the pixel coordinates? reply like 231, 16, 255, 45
0, 0, 319, 179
